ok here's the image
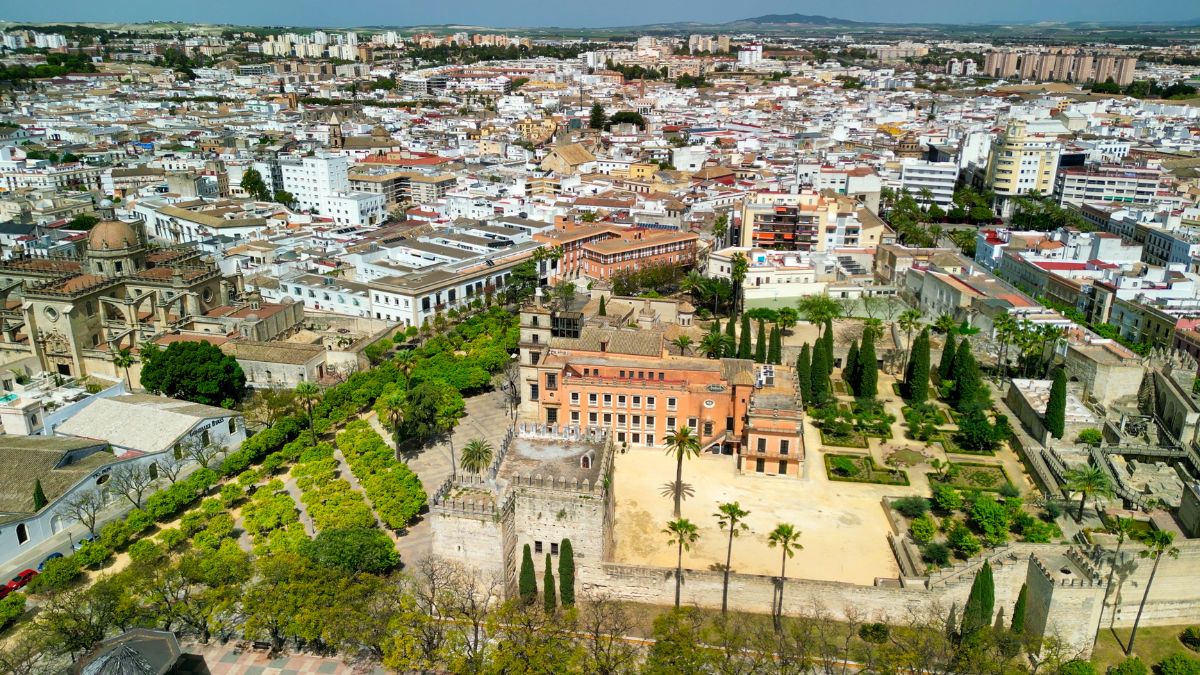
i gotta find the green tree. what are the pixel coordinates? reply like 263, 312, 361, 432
671, 335, 694, 356
714, 501, 750, 615
738, 315, 752, 359
294, 381, 321, 445
796, 294, 842, 331
767, 325, 782, 365
273, 190, 295, 208
777, 306, 798, 334
766, 523, 802, 631
664, 426, 701, 517
939, 332, 957, 382
597, 295, 606, 316
730, 253, 748, 315
139, 341, 245, 407
33, 479, 47, 511
558, 539, 574, 607
374, 383, 406, 447
700, 331, 726, 359
543, 553, 557, 613
960, 560, 995, 640
796, 343, 812, 405
844, 339, 860, 396
1102, 517, 1138, 624
1011, 582, 1028, 636
112, 347, 135, 390
459, 438, 494, 474
664, 519, 700, 608
1064, 465, 1113, 524
240, 167, 271, 200
821, 320, 835, 375
726, 312, 737, 343
300, 527, 399, 574
519, 543, 537, 605
1046, 367, 1067, 439
907, 329, 931, 403
859, 325, 878, 398
950, 339, 985, 413
753, 319, 767, 363
644, 609, 710, 674
1127, 531, 1180, 656
588, 102, 606, 130
810, 340, 830, 406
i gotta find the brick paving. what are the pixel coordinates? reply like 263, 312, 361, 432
176, 642, 385, 675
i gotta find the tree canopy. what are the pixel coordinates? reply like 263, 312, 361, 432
140, 341, 245, 407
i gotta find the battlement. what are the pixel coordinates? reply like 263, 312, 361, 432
1030, 552, 1105, 589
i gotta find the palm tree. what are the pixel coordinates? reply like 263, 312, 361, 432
664, 427, 702, 517
1064, 465, 1114, 524
294, 381, 321, 445
460, 438, 494, 475
671, 335, 694, 356
898, 309, 923, 373
438, 406, 464, 480
767, 523, 802, 631
700, 331, 726, 359
1100, 516, 1138, 632
681, 270, 706, 306
1127, 530, 1180, 656
715, 502, 750, 615
374, 384, 406, 447
394, 349, 416, 390
993, 314, 1019, 382
712, 213, 729, 246
112, 347, 135, 390
933, 313, 958, 335
730, 252, 749, 316
664, 518, 700, 608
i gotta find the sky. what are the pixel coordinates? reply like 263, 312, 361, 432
2, 0, 1197, 28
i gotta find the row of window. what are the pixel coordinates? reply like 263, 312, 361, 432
569, 391, 676, 410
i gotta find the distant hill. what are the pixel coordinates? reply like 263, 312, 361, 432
733, 14, 860, 26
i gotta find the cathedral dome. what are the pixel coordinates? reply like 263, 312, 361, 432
88, 220, 138, 250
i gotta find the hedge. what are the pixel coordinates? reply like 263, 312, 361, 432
0, 593, 25, 631
337, 421, 427, 529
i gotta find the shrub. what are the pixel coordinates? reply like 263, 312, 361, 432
999, 482, 1021, 499
1156, 654, 1200, 675
220, 483, 243, 507
1076, 428, 1103, 446
128, 539, 165, 565
910, 513, 937, 543
73, 540, 112, 569
932, 485, 963, 512
948, 522, 982, 558
124, 508, 154, 535
921, 542, 951, 566
0, 593, 26, 631
893, 496, 931, 518
98, 519, 132, 551
1043, 501, 1065, 521
336, 422, 427, 529
159, 527, 186, 550
1058, 660, 1097, 675
858, 623, 890, 643
1183, 627, 1200, 652
830, 456, 860, 477
25, 556, 81, 594
1110, 657, 1149, 675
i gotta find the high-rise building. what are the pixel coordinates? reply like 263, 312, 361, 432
984, 121, 1062, 216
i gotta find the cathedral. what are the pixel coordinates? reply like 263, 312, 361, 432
0, 220, 243, 380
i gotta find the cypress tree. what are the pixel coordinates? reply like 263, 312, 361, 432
1011, 583, 1028, 635
796, 343, 812, 405
711, 317, 721, 335
859, 326, 878, 399
993, 607, 1006, 632
598, 295, 607, 316
519, 544, 537, 605
908, 329, 931, 403
768, 325, 782, 365
821, 319, 835, 375
754, 319, 767, 363
738, 315, 752, 360
33, 478, 47, 511
559, 539, 575, 607
939, 332, 957, 382
543, 553, 556, 613
960, 561, 995, 639
1046, 367, 1067, 439
844, 339, 860, 396
810, 341, 830, 405
951, 340, 985, 413
726, 314, 737, 343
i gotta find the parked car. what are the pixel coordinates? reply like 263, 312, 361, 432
72, 534, 96, 552
37, 552, 63, 572
6, 569, 37, 592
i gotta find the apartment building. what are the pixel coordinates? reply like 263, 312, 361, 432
984, 121, 1062, 217
739, 191, 884, 253
578, 229, 699, 281
349, 169, 457, 208
1053, 165, 1164, 207
256, 154, 385, 225
898, 160, 959, 207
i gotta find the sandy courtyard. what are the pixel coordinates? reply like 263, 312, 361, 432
612, 446, 909, 585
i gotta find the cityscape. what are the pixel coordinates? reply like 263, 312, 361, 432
1, 4, 1200, 673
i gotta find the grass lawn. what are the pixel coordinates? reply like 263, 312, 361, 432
826, 453, 910, 486
927, 462, 1011, 491
1092, 625, 1198, 670
818, 427, 870, 449
886, 448, 928, 467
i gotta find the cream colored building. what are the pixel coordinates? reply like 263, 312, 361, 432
984, 121, 1062, 217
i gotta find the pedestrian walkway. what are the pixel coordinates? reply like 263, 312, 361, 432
177, 641, 383, 675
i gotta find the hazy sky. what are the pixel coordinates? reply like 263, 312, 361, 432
3, 0, 1197, 27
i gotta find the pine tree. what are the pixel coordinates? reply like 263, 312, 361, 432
1011, 583, 1028, 635
519, 544, 537, 605
1046, 367, 1067, 439
859, 326, 878, 399
738, 315, 752, 360
33, 479, 47, 511
768, 325, 782, 365
796, 343, 812, 405
810, 340, 830, 405
960, 561, 995, 639
543, 553, 557, 613
559, 539, 575, 607
754, 319, 767, 363
598, 295, 607, 316
844, 339, 860, 396
907, 329, 931, 403
589, 101, 607, 129
951, 340, 985, 413
939, 332, 957, 382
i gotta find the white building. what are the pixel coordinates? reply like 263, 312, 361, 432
259, 154, 385, 226
899, 160, 959, 207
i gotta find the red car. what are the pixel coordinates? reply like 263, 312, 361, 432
5, 569, 37, 592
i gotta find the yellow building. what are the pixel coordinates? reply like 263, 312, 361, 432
984, 121, 1061, 217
